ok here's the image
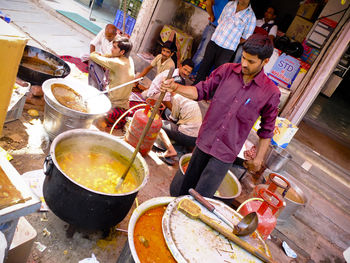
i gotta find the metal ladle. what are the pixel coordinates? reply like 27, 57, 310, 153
83, 77, 143, 103
189, 188, 258, 236
232, 211, 258, 236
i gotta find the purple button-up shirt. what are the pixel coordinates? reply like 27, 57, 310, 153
195, 63, 280, 163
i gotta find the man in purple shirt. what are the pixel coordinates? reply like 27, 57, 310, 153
161, 34, 280, 198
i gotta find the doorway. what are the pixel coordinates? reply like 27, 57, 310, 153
294, 67, 350, 171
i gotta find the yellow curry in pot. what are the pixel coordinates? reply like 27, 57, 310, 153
56, 147, 139, 194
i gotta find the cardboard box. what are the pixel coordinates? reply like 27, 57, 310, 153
6, 217, 37, 263
286, 16, 313, 43
0, 19, 29, 135
268, 53, 301, 88
297, 3, 319, 20
301, 41, 320, 64
253, 117, 298, 148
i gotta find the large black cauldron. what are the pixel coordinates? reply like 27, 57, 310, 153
43, 129, 149, 231
17, 45, 70, 85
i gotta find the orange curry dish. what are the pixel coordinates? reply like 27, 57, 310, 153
134, 205, 176, 263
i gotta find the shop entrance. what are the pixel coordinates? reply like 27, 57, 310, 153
294, 52, 350, 171
74, 0, 119, 24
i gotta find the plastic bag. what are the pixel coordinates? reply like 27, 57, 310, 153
79, 253, 100, 263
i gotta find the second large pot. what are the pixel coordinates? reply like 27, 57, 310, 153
43, 129, 149, 231
42, 78, 111, 140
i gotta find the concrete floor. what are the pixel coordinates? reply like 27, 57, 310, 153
1, 0, 349, 262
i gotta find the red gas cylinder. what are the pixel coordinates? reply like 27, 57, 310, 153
125, 105, 162, 156
240, 188, 284, 240
252, 173, 290, 217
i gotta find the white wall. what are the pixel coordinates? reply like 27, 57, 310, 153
136, 0, 208, 54
319, 0, 350, 21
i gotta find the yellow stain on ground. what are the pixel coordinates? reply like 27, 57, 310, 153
96, 227, 119, 250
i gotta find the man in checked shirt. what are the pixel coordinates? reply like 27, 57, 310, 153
161, 34, 280, 198
194, 0, 256, 84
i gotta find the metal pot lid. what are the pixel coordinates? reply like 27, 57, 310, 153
162, 196, 271, 263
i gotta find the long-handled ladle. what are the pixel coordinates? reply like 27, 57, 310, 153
115, 68, 175, 190
84, 77, 144, 103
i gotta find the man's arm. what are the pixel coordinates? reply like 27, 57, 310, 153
161, 79, 198, 100
244, 137, 270, 173
268, 25, 278, 41
206, 0, 215, 22
163, 101, 172, 111
90, 29, 104, 54
136, 64, 153, 79
90, 44, 96, 53
90, 52, 114, 70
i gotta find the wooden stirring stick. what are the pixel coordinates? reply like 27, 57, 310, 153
178, 198, 274, 263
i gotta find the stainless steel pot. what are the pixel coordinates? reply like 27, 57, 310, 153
42, 78, 111, 140
265, 145, 292, 172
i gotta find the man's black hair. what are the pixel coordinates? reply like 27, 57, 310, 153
162, 40, 177, 53
114, 36, 132, 57
181, 59, 194, 69
242, 34, 274, 60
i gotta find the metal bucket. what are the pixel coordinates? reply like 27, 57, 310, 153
170, 153, 242, 201
277, 178, 308, 223
42, 78, 111, 140
265, 145, 292, 172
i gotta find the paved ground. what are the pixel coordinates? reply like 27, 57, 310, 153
1, 0, 349, 262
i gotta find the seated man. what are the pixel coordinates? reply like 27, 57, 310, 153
87, 24, 117, 91
255, 7, 278, 40
90, 36, 135, 131
134, 41, 176, 91
157, 94, 209, 166
233, 7, 278, 63
142, 59, 194, 110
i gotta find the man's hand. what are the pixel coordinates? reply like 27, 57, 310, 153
208, 15, 215, 22
243, 158, 263, 174
161, 78, 176, 93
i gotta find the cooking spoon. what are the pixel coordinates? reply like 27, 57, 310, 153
83, 77, 144, 102
115, 68, 175, 190
178, 198, 274, 263
189, 188, 258, 236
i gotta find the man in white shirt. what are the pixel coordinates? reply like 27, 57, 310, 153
233, 7, 277, 63
142, 59, 194, 110
87, 24, 117, 91
157, 94, 209, 165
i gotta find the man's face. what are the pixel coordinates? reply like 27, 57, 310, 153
111, 42, 124, 57
161, 48, 173, 60
238, 0, 250, 7
105, 29, 116, 42
264, 8, 276, 22
179, 65, 193, 78
241, 51, 268, 77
